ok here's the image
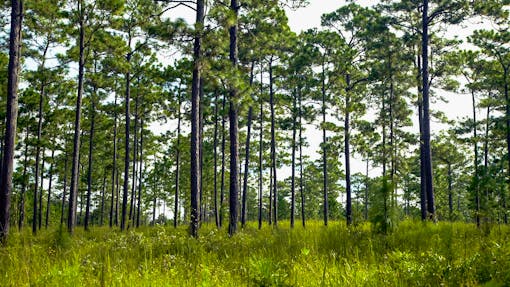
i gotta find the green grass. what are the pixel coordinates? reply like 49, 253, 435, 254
1, 220, 509, 286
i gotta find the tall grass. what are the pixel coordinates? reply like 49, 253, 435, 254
1, 221, 509, 286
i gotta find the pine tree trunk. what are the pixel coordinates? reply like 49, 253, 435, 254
121, 47, 132, 231
269, 59, 278, 227
241, 107, 252, 227
220, 95, 226, 228
110, 93, 118, 228
417, 51, 427, 221
190, 0, 204, 237
84, 95, 96, 231
45, 149, 54, 228
422, 0, 436, 220
100, 174, 106, 226
174, 90, 181, 228
228, 0, 240, 236
345, 74, 352, 226
39, 149, 45, 231
60, 149, 68, 226
213, 92, 219, 228
136, 117, 144, 228
18, 127, 29, 230
130, 92, 139, 226
321, 62, 328, 226
472, 89, 480, 227
0, 0, 21, 232
258, 66, 263, 230
290, 89, 297, 229
68, 0, 85, 233
299, 88, 305, 228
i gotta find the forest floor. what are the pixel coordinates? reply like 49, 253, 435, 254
1, 220, 509, 286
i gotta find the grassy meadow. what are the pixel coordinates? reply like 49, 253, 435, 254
1, 220, 509, 286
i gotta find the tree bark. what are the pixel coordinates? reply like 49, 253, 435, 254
241, 107, 252, 227
129, 92, 139, 225
258, 66, 263, 230
68, 0, 85, 234
220, 94, 226, 228
422, 0, 436, 220
345, 75, 352, 226
174, 89, 181, 228
213, 92, 219, 228
190, 0, 204, 237
472, 89, 480, 227
0, 0, 22, 241
18, 127, 29, 230
110, 93, 118, 228
84, 94, 96, 231
290, 89, 297, 229
121, 47, 132, 231
60, 149, 68, 226
269, 59, 278, 227
228, 0, 240, 236
299, 87, 305, 228
321, 62, 328, 226
45, 149, 54, 228
136, 117, 144, 227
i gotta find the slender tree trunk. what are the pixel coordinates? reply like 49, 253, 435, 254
213, 92, 219, 228
241, 107, 252, 228
18, 127, 29, 230
299, 88, 305, 228
45, 149, 54, 228
220, 94, 226, 228
99, 173, 106, 226
68, 0, 85, 233
121, 46, 132, 231
174, 90, 181, 228
345, 74, 352, 226
484, 105, 490, 208
364, 157, 369, 221
417, 51, 427, 221
422, 0, 436, 220
472, 89, 480, 227
228, 0, 240, 236
321, 62, 328, 226
84, 95, 96, 231
110, 93, 118, 228
60, 149, 68, 225
0, 0, 21, 239
33, 42, 49, 235
503, 71, 509, 224
39, 149, 45, 231
136, 117, 144, 227
448, 162, 453, 221
290, 89, 297, 229
190, 0, 204, 238
258, 66, 263, 230
199, 79, 205, 224
129, 93, 139, 226
269, 59, 278, 227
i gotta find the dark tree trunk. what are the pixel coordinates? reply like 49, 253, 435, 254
129, 93, 139, 225
60, 149, 68, 226
18, 127, 29, 230
100, 174, 106, 226
136, 117, 144, 227
299, 88, 305, 228
121, 48, 132, 231
199, 79, 205, 224
448, 162, 453, 221
321, 62, 328, 226
110, 93, 118, 228
364, 157, 369, 221
417, 52, 427, 221
503, 70, 509, 224
258, 66, 263, 230
33, 42, 49, 235
241, 107, 252, 228
269, 59, 278, 227
84, 96, 96, 231
190, 0, 204, 237
345, 75, 352, 226
290, 89, 297, 229
39, 149, 45, 231
213, 92, 219, 228
228, 0, 240, 236
422, 0, 436, 220
174, 90, 181, 228
45, 149, 54, 228
472, 89, 480, 227
68, 0, 85, 233
220, 94, 226, 228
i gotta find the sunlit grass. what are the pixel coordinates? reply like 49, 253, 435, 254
1, 220, 509, 286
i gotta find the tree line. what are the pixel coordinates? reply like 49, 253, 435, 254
0, 0, 509, 242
